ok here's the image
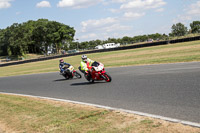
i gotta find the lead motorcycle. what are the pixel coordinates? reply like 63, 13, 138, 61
62, 65, 82, 79
85, 61, 112, 83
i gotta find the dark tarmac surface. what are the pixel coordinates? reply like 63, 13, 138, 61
0, 62, 200, 123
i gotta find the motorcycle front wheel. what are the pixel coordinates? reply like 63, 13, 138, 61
103, 73, 112, 82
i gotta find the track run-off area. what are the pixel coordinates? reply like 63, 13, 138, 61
0, 62, 200, 127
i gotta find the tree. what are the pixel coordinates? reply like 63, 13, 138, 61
69, 42, 78, 49
25, 20, 39, 53
0, 25, 13, 56
79, 41, 89, 50
190, 21, 200, 33
56, 24, 75, 53
9, 23, 30, 56
0, 29, 7, 55
170, 23, 188, 37
1, 23, 28, 56
107, 38, 118, 43
0, 19, 75, 56
148, 33, 162, 40
122, 36, 132, 45
31, 19, 75, 54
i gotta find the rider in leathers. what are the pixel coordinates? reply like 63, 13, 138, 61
79, 55, 94, 80
59, 59, 71, 74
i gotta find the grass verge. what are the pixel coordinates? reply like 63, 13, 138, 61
0, 40, 200, 77
0, 93, 199, 133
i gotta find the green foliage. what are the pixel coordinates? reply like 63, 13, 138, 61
0, 19, 75, 56
170, 22, 188, 37
75, 33, 169, 50
190, 21, 200, 33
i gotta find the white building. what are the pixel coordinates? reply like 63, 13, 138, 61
103, 43, 120, 49
95, 45, 104, 49
95, 43, 120, 49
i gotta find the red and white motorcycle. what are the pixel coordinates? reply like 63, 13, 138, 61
85, 61, 112, 83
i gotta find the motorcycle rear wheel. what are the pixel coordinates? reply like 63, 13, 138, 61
74, 71, 82, 79
64, 74, 70, 80
84, 74, 94, 83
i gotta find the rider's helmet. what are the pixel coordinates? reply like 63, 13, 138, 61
60, 59, 64, 64
81, 55, 87, 62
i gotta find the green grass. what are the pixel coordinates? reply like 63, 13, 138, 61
0, 94, 149, 132
0, 94, 199, 133
0, 40, 200, 77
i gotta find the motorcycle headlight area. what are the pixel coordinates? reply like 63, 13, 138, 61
68, 66, 74, 71
94, 66, 103, 71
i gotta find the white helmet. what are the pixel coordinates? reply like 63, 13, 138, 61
81, 55, 87, 62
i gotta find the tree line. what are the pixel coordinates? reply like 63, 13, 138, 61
0, 19, 200, 57
72, 21, 200, 50
0, 19, 75, 56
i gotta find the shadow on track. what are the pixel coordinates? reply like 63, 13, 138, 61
71, 81, 106, 86
53, 79, 67, 82
53, 78, 76, 82
53, 77, 82, 82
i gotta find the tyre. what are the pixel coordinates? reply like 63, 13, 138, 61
64, 74, 70, 79
84, 74, 92, 82
103, 73, 112, 82
74, 71, 82, 79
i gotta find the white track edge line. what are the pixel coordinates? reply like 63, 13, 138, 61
1, 92, 200, 128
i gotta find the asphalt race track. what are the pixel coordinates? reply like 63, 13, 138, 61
0, 62, 200, 124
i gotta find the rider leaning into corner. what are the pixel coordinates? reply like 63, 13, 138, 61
78, 55, 94, 80
59, 59, 71, 74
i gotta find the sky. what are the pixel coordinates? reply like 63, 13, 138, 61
0, 0, 200, 42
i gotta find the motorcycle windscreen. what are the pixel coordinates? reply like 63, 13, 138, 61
92, 61, 99, 67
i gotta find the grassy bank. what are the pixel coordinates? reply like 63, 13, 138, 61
0, 40, 200, 77
0, 94, 199, 133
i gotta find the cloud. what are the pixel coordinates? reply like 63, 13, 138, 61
0, 0, 12, 9
101, 0, 127, 6
109, 0, 166, 19
78, 17, 132, 41
124, 12, 145, 18
81, 17, 118, 32
16, 11, 21, 15
173, 15, 191, 24
77, 0, 166, 41
120, 0, 166, 10
173, 0, 200, 24
109, 8, 119, 13
113, 0, 126, 2
80, 33, 98, 40
36, 1, 51, 8
155, 8, 164, 12
110, 0, 127, 3
57, 0, 102, 9
187, 0, 200, 16
103, 23, 132, 32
